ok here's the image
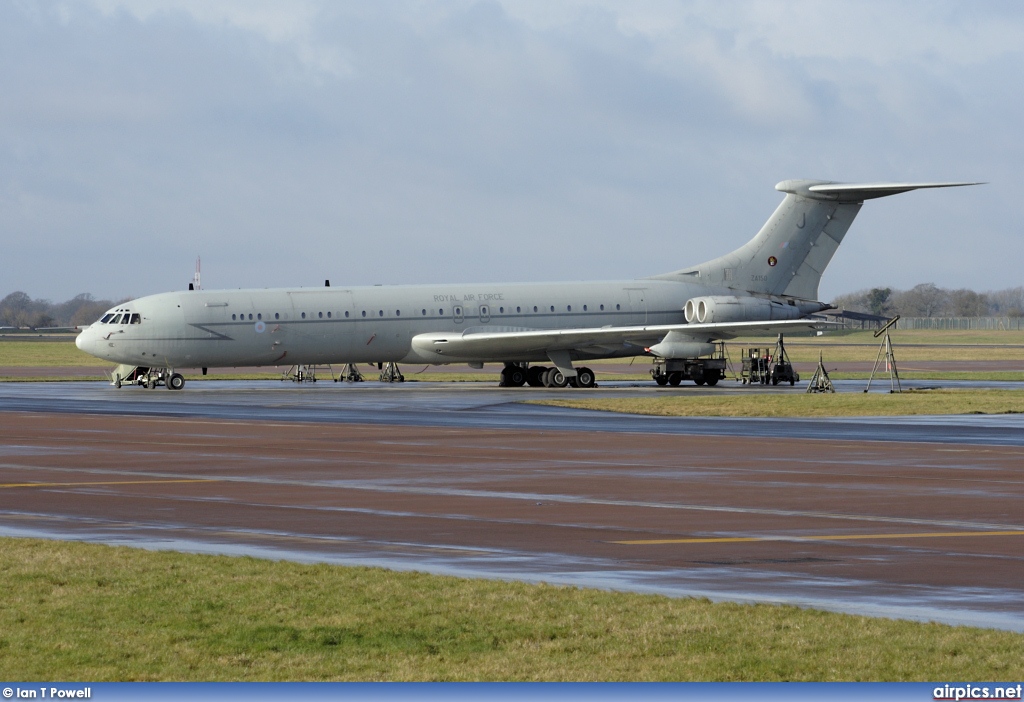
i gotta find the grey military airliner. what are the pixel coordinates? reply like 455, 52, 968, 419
75, 179, 977, 389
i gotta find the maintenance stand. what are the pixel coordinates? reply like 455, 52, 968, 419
865, 315, 902, 393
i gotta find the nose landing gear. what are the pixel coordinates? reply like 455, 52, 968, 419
109, 366, 186, 390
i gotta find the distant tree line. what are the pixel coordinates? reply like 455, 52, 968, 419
0, 291, 121, 329
833, 284, 1024, 318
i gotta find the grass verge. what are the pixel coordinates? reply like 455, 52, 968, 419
1, 538, 1022, 681
532, 389, 1024, 418
0, 340, 108, 367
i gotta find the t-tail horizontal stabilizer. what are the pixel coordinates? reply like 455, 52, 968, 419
653, 178, 983, 302
800, 181, 985, 201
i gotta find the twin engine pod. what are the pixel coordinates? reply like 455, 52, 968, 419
684, 295, 807, 324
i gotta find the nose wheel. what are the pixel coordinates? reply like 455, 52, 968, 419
112, 367, 186, 390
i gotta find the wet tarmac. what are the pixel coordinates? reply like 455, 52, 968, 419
2, 379, 1024, 446
1, 381, 1023, 631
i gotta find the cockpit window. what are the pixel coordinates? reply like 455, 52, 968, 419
120, 314, 131, 324
109, 314, 122, 324
100, 314, 115, 323
130, 314, 141, 324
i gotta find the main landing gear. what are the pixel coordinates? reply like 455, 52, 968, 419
500, 363, 596, 388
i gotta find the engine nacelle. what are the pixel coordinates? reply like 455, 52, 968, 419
684, 295, 807, 324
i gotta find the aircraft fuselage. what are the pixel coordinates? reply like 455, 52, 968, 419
75, 278, 727, 369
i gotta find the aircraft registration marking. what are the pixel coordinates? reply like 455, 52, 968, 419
612, 530, 1024, 545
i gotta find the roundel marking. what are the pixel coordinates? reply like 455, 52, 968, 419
255, 321, 266, 333
768, 256, 778, 267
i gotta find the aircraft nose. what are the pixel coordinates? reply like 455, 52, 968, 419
75, 328, 97, 355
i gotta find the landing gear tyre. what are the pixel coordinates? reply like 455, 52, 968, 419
526, 366, 547, 387
667, 372, 682, 387
694, 377, 706, 386
548, 369, 569, 388
654, 375, 668, 386
705, 375, 719, 387
500, 366, 527, 387
167, 373, 185, 390
575, 367, 596, 388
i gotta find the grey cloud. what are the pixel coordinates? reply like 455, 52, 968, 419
0, 1, 1020, 303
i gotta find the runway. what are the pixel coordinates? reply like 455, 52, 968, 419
1, 380, 1023, 631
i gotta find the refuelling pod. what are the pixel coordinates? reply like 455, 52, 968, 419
647, 332, 715, 359
684, 295, 808, 324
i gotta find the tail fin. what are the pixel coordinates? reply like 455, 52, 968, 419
651, 179, 981, 301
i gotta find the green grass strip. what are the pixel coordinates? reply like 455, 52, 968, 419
532, 389, 1024, 418
1, 538, 1022, 681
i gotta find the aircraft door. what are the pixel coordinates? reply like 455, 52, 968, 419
626, 288, 648, 324
181, 296, 230, 338
453, 305, 464, 324
479, 305, 490, 323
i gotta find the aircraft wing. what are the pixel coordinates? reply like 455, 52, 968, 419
410, 318, 835, 360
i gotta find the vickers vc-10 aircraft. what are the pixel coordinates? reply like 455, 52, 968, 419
76, 179, 977, 390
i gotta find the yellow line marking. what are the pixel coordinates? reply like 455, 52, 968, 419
0, 479, 220, 489
613, 530, 1024, 545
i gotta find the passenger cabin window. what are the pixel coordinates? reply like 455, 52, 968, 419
275, 313, 280, 320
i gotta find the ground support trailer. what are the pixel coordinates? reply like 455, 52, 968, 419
651, 345, 727, 387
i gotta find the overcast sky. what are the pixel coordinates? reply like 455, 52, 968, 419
2, 1, 1021, 303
